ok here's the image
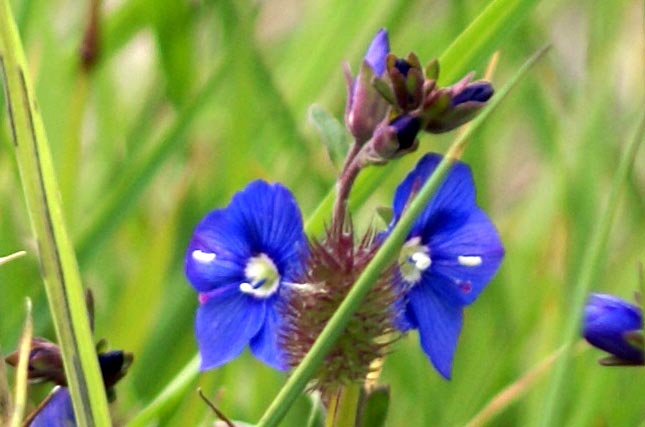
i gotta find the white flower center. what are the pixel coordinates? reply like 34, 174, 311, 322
399, 237, 431, 284
239, 253, 280, 298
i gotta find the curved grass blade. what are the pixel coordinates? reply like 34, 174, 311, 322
0, 1, 110, 425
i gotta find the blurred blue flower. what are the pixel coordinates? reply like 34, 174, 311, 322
583, 293, 644, 364
387, 153, 504, 378
30, 387, 75, 427
185, 180, 307, 370
28, 350, 132, 427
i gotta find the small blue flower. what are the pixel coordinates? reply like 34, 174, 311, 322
185, 180, 307, 371
388, 153, 504, 378
583, 293, 644, 364
30, 387, 75, 427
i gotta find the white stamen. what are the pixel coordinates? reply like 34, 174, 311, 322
239, 282, 254, 293
238, 253, 280, 298
458, 255, 482, 267
411, 252, 431, 270
192, 249, 216, 263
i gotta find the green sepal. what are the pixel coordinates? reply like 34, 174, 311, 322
375, 206, 393, 225
308, 104, 349, 171
425, 59, 440, 80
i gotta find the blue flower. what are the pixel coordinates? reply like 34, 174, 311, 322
185, 180, 307, 370
28, 350, 132, 427
30, 387, 75, 427
388, 153, 504, 378
583, 293, 644, 364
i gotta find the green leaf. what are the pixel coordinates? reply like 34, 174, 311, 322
357, 386, 390, 427
308, 104, 349, 170
0, 1, 111, 425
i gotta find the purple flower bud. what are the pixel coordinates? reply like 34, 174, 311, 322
345, 30, 391, 143
390, 114, 420, 150
394, 58, 412, 76
452, 82, 494, 105
583, 293, 644, 364
364, 29, 389, 76
423, 80, 494, 133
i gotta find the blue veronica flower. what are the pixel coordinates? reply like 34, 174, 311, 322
185, 180, 307, 370
388, 153, 504, 378
30, 387, 75, 427
583, 293, 644, 364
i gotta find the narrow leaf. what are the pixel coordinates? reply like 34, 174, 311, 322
0, 1, 111, 425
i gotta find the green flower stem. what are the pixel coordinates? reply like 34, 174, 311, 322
9, 299, 32, 427
257, 46, 548, 427
0, 1, 111, 425
325, 384, 362, 427
538, 114, 645, 427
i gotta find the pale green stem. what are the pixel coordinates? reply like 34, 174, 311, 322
538, 114, 645, 427
9, 299, 31, 427
0, 1, 111, 425
325, 384, 362, 427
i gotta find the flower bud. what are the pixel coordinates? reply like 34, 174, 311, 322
5, 337, 66, 385
345, 29, 391, 143
423, 75, 494, 133
362, 114, 420, 163
583, 293, 644, 365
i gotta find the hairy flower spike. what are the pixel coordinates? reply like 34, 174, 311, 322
281, 220, 402, 398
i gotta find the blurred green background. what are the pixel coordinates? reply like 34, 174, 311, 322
0, 0, 643, 425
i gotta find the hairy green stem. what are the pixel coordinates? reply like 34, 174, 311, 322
0, 1, 111, 425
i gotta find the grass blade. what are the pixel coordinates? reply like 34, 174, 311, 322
0, 1, 110, 424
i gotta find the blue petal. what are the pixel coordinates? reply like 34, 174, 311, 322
427, 208, 504, 305
30, 387, 75, 427
196, 291, 266, 370
185, 180, 306, 292
391, 154, 476, 237
224, 180, 307, 282
250, 299, 288, 370
186, 210, 250, 293
407, 283, 463, 379
364, 29, 389, 76
583, 293, 643, 363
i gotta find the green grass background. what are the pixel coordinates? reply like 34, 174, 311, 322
1, 0, 643, 425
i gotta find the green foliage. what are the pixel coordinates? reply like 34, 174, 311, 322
0, 0, 643, 426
